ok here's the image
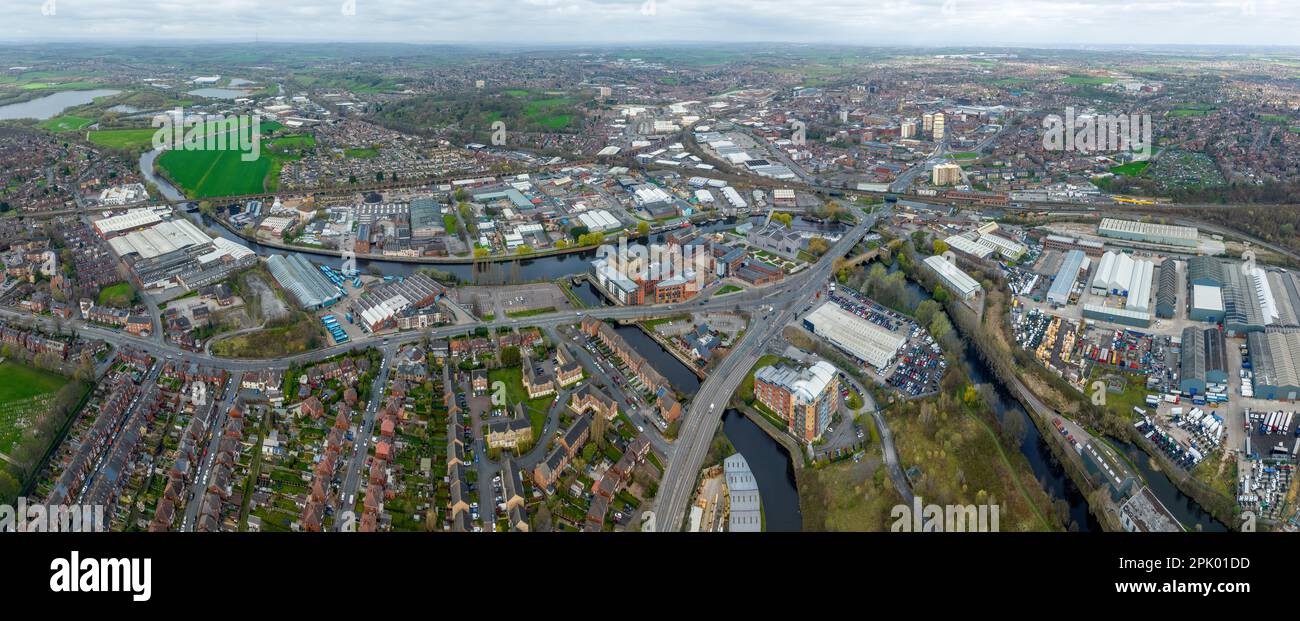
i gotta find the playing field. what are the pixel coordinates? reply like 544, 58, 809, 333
89, 128, 159, 149
40, 115, 94, 132
0, 361, 69, 455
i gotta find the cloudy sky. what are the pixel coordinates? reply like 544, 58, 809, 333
8, 0, 1298, 47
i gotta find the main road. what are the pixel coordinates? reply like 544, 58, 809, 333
649, 214, 873, 532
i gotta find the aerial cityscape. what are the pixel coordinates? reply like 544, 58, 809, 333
4, 1, 1300, 546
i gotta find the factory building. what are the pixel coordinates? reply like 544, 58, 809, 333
1246, 328, 1300, 401
1178, 327, 1228, 396
802, 302, 907, 371
943, 234, 995, 261
351, 274, 445, 333
1082, 303, 1152, 328
1046, 250, 1088, 307
1097, 218, 1199, 248
1186, 256, 1224, 287
409, 197, 444, 242
923, 255, 981, 301
1042, 234, 1105, 257
1155, 259, 1177, 319
1221, 264, 1273, 334
980, 233, 1027, 261
266, 254, 343, 310
1090, 251, 1154, 312
1189, 284, 1225, 323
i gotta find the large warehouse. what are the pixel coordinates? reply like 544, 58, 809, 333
802, 302, 906, 371
1246, 329, 1300, 401
1098, 218, 1199, 248
1178, 326, 1228, 396
924, 255, 981, 301
1155, 259, 1177, 319
944, 234, 995, 260
1090, 251, 1154, 312
352, 273, 445, 332
1046, 250, 1088, 306
266, 253, 343, 310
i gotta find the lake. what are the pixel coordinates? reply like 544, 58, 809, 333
0, 89, 121, 120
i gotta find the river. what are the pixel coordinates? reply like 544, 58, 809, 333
0, 89, 121, 120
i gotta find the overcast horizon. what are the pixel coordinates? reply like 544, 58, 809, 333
6, 0, 1299, 47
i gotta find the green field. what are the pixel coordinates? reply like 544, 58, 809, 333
89, 128, 159, 149
160, 148, 273, 197
344, 147, 378, 158
947, 152, 980, 160
0, 361, 69, 455
1259, 114, 1292, 124
1110, 160, 1152, 177
1064, 75, 1114, 86
40, 115, 94, 132
97, 281, 135, 307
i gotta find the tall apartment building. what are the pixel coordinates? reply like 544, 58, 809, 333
754, 361, 840, 442
932, 162, 962, 186
932, 112, 946, 140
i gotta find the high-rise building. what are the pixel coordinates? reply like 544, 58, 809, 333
932, 162, 962, 186
754, 361, 840, 442
900, 118, 918, 138
932, 112, 946, 140
922, 113, 934, 132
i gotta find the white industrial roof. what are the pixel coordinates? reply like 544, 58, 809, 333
1192, 284, 1224, 313
107, 218, 212, 259
924, 255, 981, 297
945, 234, 995, 259
95, 208, 163, 235
804, 302, 906, 370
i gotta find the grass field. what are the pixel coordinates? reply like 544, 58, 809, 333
506, 306, 557, 319
1110, 160, 1152, 177
40, 115, 94, 132
1064, 75, 1113, 86
716, 284, 743, 295
947, 152, 980, 160
344, 147, 378, 158
88, 128, 159, 149
487, 366, 554, 437
158, 146, 274, 198
98, 281, 134, 307
0, 361, 69, 454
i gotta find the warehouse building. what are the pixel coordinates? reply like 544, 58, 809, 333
1046, 250, 1087, 307
1090, 251, 1154, 312
1186, 256, 1224, 287
1221, 264, 1272, 334
979, 232, 1027, 261
266, 254, 343, 310
1082, 303, 1152, 328
1179, 326, 1228, 396
352, 274, 445, 332
409, 197, 444, 242
1190, 284, 1225, 323
1155, 259, 1177, 319
923, 255, 981, 301
803, 302, 907, 371
93, 208, 164, 238
944, 234, 995, 260
1097, 218, 1199, 248
1246, 328, 1300, 401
